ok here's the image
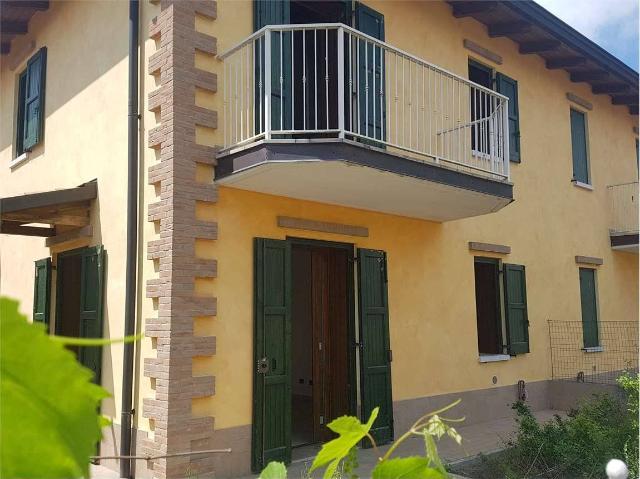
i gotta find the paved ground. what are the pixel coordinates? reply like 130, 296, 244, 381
89, 409, 562, 478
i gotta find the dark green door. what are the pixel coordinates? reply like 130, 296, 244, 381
495, 73, 520, 163
570, 109, 589, 183
579, 268, 599, 348
33, 258, 52, 328
357, 248, 393, 445
503, 264, 530, 355
356, 3, 385, 141
252, 238, 292, 472
78, 246, 106, 384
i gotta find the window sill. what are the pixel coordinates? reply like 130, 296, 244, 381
572, 180, 593, 191
9, 152, 29, 169
582, 346, 604, 353
479, 354, 511, 363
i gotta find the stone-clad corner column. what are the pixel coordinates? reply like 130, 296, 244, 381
143, 1, 219, 477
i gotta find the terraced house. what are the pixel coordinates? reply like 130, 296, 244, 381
1, 0, 638, 477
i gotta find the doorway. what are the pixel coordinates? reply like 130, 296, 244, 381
290, 241, 352, 448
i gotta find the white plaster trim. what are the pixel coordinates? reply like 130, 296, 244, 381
479, 354, 511, 363
572, 180, 594, 191
9, 152, 29, 169
582, 346, 604, 353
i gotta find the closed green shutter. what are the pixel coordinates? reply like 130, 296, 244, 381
358, 248, 393, 445
33, 258, 51, 328
22, 47, 47, 151
503, 264, 529, 354
356, 3, 385, 142
495, 72, 520, 163
579, 268, 599, 348
570, 109, 589, 183
254, 0, 291, 131
78, 246, 105, 384
252, 238, 292, 472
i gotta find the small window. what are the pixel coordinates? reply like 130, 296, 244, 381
473, 258, 530, 356
579, 268, 599, 348
570, 109, 589, 184
16, 47, 47, 156
468, 60, 520, 163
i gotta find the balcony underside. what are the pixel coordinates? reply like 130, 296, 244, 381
215, 140, 513, 222
610, 233, 639, 253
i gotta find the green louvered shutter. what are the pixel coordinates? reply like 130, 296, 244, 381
33, 258, 51, 328
503, 264, 530, 354
496, 72, 520, 163
570, 109, 589, 183
356, 3, 385, 142
358, 248, 393, 445
22, 47, 47, 151
252, 238, 292, 472
579, 268, 599, 348
78, 246, 105, 384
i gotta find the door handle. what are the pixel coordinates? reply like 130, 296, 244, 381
257, 357, 270, 374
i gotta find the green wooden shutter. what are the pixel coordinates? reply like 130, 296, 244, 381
356, 3, 385, 142
254, 1, 291, 131
33, 258, 51, 327
358, 248, 393, 445
503, 264, 529, 354
252, 238, 292, 472
78, 246, 105, 384
570, 109, 589, 183
579, 268, 599, 348
22, 47, 47, 151
495, 72, 520, 163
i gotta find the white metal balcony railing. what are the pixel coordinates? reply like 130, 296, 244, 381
220, 24, 511, 181
608, 181, 639, 235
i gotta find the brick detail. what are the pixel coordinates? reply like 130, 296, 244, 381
143, 2, 219, 477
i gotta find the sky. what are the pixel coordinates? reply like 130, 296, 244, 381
536, 0, 639, 71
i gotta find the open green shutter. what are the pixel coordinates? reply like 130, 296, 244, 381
503, 264, 529, 354
570, 109, 589, 183
33, 258, 51, 327
579, 268, 599, 348
358, 248, 393, 445
252, 238, 292, 472
356, 3, 385, 142
23, 47, 47, 151
496, 72, 520, 163
78, 246, 105, 384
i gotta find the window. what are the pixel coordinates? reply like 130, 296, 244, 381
579, 268, 599, 348
468, 60, 520, 162
16, 47, 47, 156
570, 109, 589, 184
474, 258, 530, 356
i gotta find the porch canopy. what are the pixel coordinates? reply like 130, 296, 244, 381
0, 181, 96, 240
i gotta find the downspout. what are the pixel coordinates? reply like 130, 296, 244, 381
120, 0, 139, 478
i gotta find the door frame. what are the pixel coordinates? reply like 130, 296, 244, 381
286, 236, 358, 418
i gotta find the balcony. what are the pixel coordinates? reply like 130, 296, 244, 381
608, 181, 639, 252
216, 24, 513, 221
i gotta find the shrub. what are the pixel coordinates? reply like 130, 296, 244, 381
618, 373, 639, 478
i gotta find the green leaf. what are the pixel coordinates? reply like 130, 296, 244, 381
310, 407, 379, 479
422, 434, 446, 474
372, 457, 445, 479
0, 297, 109, 478
260, 461, 287, 479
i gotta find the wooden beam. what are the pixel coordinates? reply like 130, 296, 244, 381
0, 42, 10, 55
0, 181, 97, 214
452, 1, 496, 18
591, 83, 629, 95
545, 56, 586, 69
0, 220, 54, 237
519, 40, 561, 54
2, 211, 90, 227
45, 225, 93, 247
488, 21, 531, 38
570, 71, 610, 83
0, 21, 28, 35
611, 95, 638, 106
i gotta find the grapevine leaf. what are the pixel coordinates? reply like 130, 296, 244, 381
310, 407, 379, 479
0, 297, 109, 478
260, 461, 287, 479
372, 457, 445, 479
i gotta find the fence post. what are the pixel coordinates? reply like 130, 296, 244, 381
337, 27, 345, 139
264, 28, 272, 141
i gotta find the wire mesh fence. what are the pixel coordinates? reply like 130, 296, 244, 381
548, 321, 639, 385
